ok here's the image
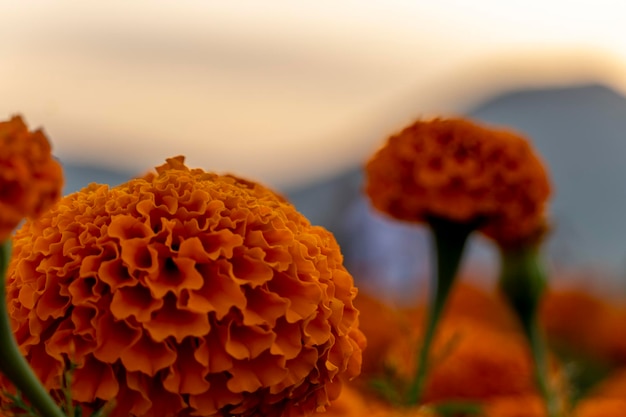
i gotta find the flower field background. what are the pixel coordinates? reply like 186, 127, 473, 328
6, 81, 626, 416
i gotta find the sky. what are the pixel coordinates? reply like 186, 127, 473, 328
2, 1, 626, 188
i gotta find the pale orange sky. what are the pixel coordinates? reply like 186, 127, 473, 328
2, 1, 626, 188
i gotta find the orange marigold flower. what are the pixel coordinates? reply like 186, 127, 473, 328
4, 156, 364, 417
482, 395, 546, 417
364, 117, 550, 246
380, 315, 558, 403
0, 115, 63, 241
422, 321, 538, 403
541, 287, 625, 364
573, 398, 626, 417
353, 291, 409, 377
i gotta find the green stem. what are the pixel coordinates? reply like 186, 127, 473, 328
499, 245, 560, 417
522, 313, 561, 417
405, 217, 475, 405
0, 241, 66, 417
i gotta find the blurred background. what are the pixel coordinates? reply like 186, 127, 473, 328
3, 1, 626, 300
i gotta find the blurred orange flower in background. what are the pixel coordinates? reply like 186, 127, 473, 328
541, 287, 626, 366
0, 115, 63, 241
573, 398, 626, 417
352, 291, 409, 377
420, 321, 538, 403
351, 281, 573, 411
4, 156, 364, 417
365, 117, 550, 246
481, 395, 546, 417
424, 280, 520, 333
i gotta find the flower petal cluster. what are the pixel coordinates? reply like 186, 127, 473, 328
0, 115, 63, 241
5, 156, 364, 417
365, 117, 550, 246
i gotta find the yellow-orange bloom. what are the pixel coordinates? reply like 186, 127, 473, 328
0, 115, 63, 241
365, 117, 550, 246
5, 156, 364, 417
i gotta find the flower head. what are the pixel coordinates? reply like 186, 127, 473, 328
5, 156, 364, 417
421, 322, 537, 403
0, 115, 63, 241
365, 117, 550, 246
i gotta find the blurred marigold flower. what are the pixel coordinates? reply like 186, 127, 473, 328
4, 156, 364, 417
541, 287, 626, 364
481, 395, 546, 417
573, 398, 626, 417
377, 315, 539, 402
317, 385, 390, 417
352, 291, 408, 377
364, 117, 550, 247
419, 321, 539, 403
0, 115, 63, 241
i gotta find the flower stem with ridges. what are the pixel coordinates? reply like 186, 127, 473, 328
406, 217, 475, 405
498, 245, 561, 417
0, 240, 66, 417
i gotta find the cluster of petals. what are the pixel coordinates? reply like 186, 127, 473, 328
365, 117, 551, 247
0, 115, 63, 241
5, 156, 364, 417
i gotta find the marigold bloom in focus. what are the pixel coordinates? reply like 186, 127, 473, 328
4, 156, 364, 417
0, 115, 63, 241
365, 117, 550, 246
